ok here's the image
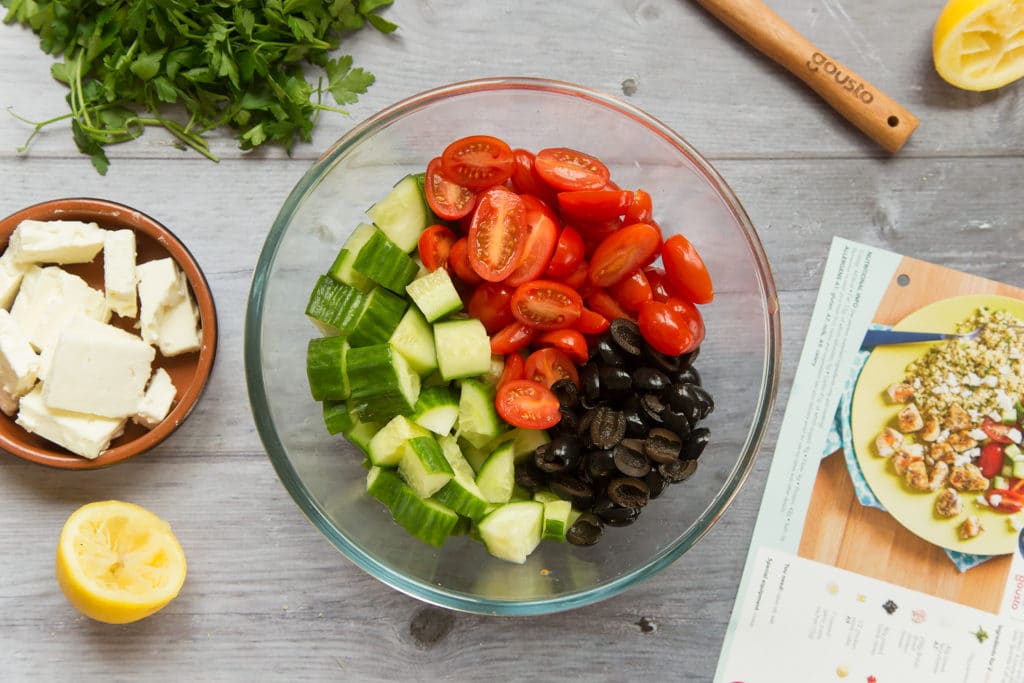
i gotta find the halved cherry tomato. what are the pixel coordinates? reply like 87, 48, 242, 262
624, 189, 652, 224
574, 306, 610, 335
534, 147, 610, 191
490, 321, 536, 354
497, 352, 525, 390
585, 289, 632, 322
985, 488, 1024, 514
609, 269, 653, 312
510, 148, 557, 203
557, 190, 634, 223
496, 379, 561, 429
504, 195, 560, 287
440, 135, 514, 191
982, 417, 1016, 444
638, 297, 704, 355
448, 237, 483, 285
468, 187, 527, 282
1012, 477, 1024, 494
510, 280, 583, 330
524, 347, 580, 388
535, 329, 589, 365
588, 222, 662, 287
424, 157, 476, 220
467, 282, 516, 334
979, 442, 1006, 478
545, 226, 585, 279
643, 266, 674, 302
574, 219, 622, 256
559, 260, 589, 290
662, 234, 714, 304
417, 224, 458, 272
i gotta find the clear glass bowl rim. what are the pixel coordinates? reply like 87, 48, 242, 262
245, 76, 782, 615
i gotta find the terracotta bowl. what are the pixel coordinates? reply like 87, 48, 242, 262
0, 198, 217, 469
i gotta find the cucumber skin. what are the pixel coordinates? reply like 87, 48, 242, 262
349, 287, 408, 347
412, 386, 460, 435
322, 400, 354, 435
353, 229, 419, 294
391, 489, 459, 547
306, 336, 350, 401
305, 276, 367, 334
346, 344, 420, 419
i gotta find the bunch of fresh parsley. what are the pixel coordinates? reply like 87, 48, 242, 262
1, 0, 396, 174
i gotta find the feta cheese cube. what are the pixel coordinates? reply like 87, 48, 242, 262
42, 317, 155, 419
8, 220, 105, 265
0, 249, 31, 310
16, 385, 125, 459
136, 258, 185, 346
136, 257, 200, 356
153, 294, 201, 357
133, 368, 177, 429
10, 266, 109, 354
103, 229, 138, 318
0, 309, 39, 400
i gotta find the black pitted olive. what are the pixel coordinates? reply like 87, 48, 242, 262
632, 367, 670, 393
620, 437, 646, 453
515, 462, 547, 491
549, 474, 595, 508
550, 378, 579, 410
534, 434, 581, 473
612, 443, 650, 477
639, 393, 666, 425
607, 477, 650, 508
566, 512, 604, 546
593, 499, 641, 527
576, 408, 596, 447
623, 407, 647, 437
681, 427, 710, 461
659, 458, 698, 483
558, 408, 579, 434
589, 407, 626, 449
579, 363, 601, 408
680, 346, 700, 367
671, 365, 701, 387
645, 427, 683, 464
584, 449, 619, 482
609, 318, 644, 356
667, 382, 709, 424
598, 366, 632, 399
645, 470, 668, 499
645, 346, 682, 373
659, 407, 691, 438
596, 335, 627, 367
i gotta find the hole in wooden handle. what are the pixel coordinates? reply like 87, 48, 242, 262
887, 115, 900, 128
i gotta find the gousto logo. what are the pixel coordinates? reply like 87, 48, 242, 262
806, 52, 875, 104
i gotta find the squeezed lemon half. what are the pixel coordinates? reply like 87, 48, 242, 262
933, 0, 1024, 90
56, 501, 187, 624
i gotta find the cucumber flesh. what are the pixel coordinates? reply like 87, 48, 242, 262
368, 415, 431, 466
433, 318, 492, 381
398, 436, 454, 498
328, 223, 376, 291
405, 268, 463, 322
411, 386, 460, 435
458, 378, 503, 448
344, 410, 380, 454
477, 501, 544, 564
388, 307, 437, 375
475, 441, 516, 504
434, 435, 491, 521
540, 499, 572, 541
366, 174, 430, 253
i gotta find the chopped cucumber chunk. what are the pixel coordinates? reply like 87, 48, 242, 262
434, 318, 492, 381
398, 436, 454, 498
389, 307, 437, 375
458, 379, 503, 448
353, 227, 419, 294
476, 441, 516, 504
366, 174, 431, 253
406, 267, 463, 322
328, 223, 376, 291
477, 501, 544, 564
306, 336, 350, 401
368, 415, 431, 467
411, 386, 460, 435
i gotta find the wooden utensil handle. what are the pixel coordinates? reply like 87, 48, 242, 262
694, 0, 919, 152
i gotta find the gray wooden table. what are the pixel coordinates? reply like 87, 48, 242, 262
1, 1, 1021, 680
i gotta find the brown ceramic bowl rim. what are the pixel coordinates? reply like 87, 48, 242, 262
0, 197, 217, 469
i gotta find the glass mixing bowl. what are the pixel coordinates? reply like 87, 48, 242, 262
245, 77, 780, 615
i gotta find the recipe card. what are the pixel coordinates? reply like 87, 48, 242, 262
716, 237, 1024, 682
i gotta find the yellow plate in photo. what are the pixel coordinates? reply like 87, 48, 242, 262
852, 294, 1024, 556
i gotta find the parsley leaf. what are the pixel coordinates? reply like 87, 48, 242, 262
2, 0, 397, 174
